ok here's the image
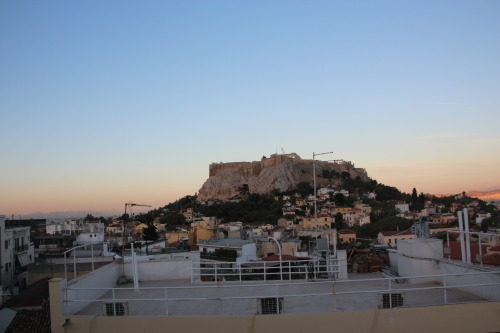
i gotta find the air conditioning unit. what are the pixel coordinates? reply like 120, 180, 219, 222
379, 292, 404, 309
103, 302, 128, 316
258, 297, 283, 314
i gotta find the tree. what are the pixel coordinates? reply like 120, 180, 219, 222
481, 211, 500, 232
142, 221, 159, 255
334, 213, 346, 230
334, 193, 346, 206
296, 181, 314, 197
160, 213, 186, 230
142, 222, 158, 241
411, 188, 418, 202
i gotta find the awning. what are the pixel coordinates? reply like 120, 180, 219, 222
16, 253, 31, 267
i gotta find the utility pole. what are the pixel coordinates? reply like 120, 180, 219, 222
313, 152, 333, 223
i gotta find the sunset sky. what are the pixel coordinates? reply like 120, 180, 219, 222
1, 1, 499, 216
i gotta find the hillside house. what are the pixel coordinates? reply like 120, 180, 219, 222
377, 230, 416, 246
395, 201, 410, 213
338, 229, 356, 244
199, 239, 257, 263
302, 214, 333, 229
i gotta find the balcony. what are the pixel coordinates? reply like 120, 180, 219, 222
14, 244, 30, 254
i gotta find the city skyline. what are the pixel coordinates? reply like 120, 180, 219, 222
1, 1, 499, 215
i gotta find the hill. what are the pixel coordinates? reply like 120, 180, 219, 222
197, 153, 370, 201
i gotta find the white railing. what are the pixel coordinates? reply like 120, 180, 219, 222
63, 270, 500, 316
192, 259, 341, 283
445, 230, 499, 266
63, 243, 101, 281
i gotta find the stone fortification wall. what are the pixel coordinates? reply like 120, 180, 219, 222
209, 161, 262, 178
209, 153, 302, 178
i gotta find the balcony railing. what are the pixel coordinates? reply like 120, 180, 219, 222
63, 270, 500, 317
14, 244, 30, 253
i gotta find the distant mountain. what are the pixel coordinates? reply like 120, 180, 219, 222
466, 189, 500, 201
434, 189, 500, 201
19, 210, 122, 220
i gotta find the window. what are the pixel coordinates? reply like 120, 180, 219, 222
259, 298, 283, 314
380, 293, 404, 309
104, 302, 127, 316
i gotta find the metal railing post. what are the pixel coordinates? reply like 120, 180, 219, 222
479, 237, 483, 267
388, 278, 392, 308
64, 252, 67, 282
264, 262, 266, 281
447, 232, 451, 260
165, 288, 169, 316
332, 282, 337, 312
443, 274, 447, 305
73, 248, 77, 280
91, 243, 95, 272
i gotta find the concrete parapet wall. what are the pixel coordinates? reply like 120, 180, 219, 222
123, 258, 193, 281
64, 262, 120, 315
49, 297, 500, 333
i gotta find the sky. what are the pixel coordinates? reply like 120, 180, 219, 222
1, 1, 499, 216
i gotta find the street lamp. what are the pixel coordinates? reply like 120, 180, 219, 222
313, 151, 333, 223
268, 237, 282, 280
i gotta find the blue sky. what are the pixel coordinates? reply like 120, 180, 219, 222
1, 1, 499, 215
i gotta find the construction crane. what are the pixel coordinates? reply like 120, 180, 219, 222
124, 202, 152, 218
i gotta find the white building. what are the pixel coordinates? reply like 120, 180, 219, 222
199, 239, 258, 263
395, 201, 410, 213
0, 215, 35, 300
75, 222, 105, 245
46, 220, 80, 235
476, 213, 492, 225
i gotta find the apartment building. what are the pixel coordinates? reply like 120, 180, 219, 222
0, 215, 35, 300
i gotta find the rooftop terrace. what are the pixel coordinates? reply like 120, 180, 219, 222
66, 269, 499, 317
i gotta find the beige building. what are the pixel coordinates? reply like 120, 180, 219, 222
377, 230, 416, 246
301, 214, 333, 229
257, 238, 301, 258
338, 229, 356, 244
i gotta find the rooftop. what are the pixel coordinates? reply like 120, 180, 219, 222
70, 272, 496, 317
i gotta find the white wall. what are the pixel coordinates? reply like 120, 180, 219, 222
397, 238, 443, 281
392, 238, 500, 300
123, 259, 193, 281
437, 261, 500, 301
65, 262, 121, 315
337, 250, 348, 280
238, 243, 257, 263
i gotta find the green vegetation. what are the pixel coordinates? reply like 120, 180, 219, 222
481, 211, 500, 232
351, 216, 414, 239
196, 193, 282, 224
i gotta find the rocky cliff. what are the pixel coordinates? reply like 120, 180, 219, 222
197, 153, 370, 201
